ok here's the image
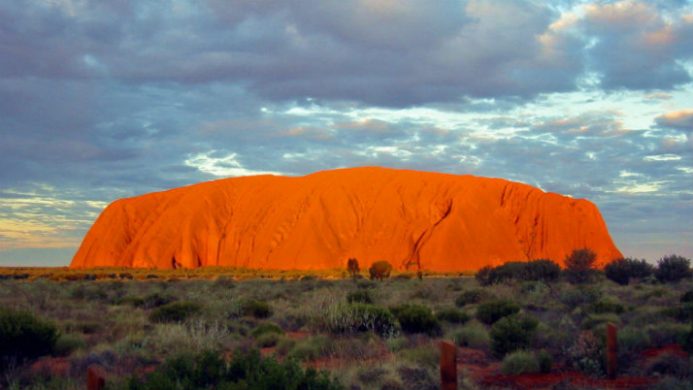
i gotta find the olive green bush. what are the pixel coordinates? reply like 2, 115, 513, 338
0, 308, 58, 370
476, 300, 520, 325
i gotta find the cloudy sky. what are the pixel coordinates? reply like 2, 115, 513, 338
1, 0, 692, 266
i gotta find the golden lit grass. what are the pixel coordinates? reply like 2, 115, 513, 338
0, 266, 473, 281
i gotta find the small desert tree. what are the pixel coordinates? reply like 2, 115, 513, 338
564, 248, 597, 284
369, 260, 393, 281
655, 255, 692, 283
346, 258, 360, 279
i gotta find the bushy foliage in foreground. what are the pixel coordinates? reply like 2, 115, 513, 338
128, 349, 342, 390
390, 304, 442, 336
604, 258, 654, 285
490, 314, 538, 357
0, 308, 58, 370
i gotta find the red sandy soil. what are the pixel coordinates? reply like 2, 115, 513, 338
71, 167, 621, 272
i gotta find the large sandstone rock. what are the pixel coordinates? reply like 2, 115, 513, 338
70, 167, 622, 271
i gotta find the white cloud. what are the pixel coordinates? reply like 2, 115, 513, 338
184, 151, 281, 177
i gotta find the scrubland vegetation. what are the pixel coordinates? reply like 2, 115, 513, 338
1, 251, 692, 389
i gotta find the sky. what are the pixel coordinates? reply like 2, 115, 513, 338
0, 0, 692, 266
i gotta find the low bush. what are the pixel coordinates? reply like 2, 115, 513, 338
645, 352, 691, 378
559, 286, 602, 307
435, 307, 470, 324
325, 303, 398, 337
369, 261, 393, 281
149, 301, 202, 323
287, 335, 332, 361
656, 255, 692, 283
537, 349, 552, 373
346, 290, 373, 304
569, 331, 604, 376
53, 333, 87, 357
251, 322, 283, 338
490, 314, 538, 357
501, 350, 540, 375
473, 260, 561, 285
476, 300, 520, 325
128, 349, 341, 389
604, 258, 654, 285
680, 290, 693, 303
255, 332, 281, 348
0, 308, 58, 370
475, 266, 494, 286
240, 299, 273, 319
390, 304, 441, 336
455, 289, 486, 307
590, 300, 625, 314
618, 327, 651, 355
453, 323, 490, 349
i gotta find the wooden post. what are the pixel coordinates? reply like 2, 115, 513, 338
440, 340, 457, 390
606, 323, 618, 379
87, 365, 106, 390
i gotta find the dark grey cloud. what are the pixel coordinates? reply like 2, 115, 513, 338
1, 1, 692, 264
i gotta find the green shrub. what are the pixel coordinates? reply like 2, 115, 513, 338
476, 300, 520, 325
369, 261, 393, 280
128, 349, 341, 389
287, 335, 332, 361
645, 352, 691, 378
325, 303, 398, 337
0, 308, 58, 370
140, 292, 177, 309
455, 289, 486, 307
53, 333, 87, 357
559, 286, 602, 307
618, 327, 651, 355
590, 300, 625, 314
647, 322, 689, 347
255, 333, 281, 348
680, 290, 693, 303
683, 323, 693, 353
241, 299, 273, 319
490, 314, 538, 357
568, 331, 604, 376
251, 322, 284, 338
435, 307, 470, 324
475, 266, 494, 286
501, 350, 540, 375
604, 258, 654, 285
347, 290, 373, 304
149, 301, 202, 323
537, 349, 552, 373
564, 248, 597, 284
656, 255, 692, 283
524, 259, 561, 282
581, 313, 621, 330
390, 304, 441, 336
453, 322, 490, 349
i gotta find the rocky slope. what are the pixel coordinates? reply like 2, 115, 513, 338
70, 167, 622, 271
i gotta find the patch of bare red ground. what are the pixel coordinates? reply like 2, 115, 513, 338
459, 345, 674, 389
29, 356, 71, 377
640, 344, 688, 359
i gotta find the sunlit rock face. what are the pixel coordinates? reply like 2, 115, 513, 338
70, 167, 622, 272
